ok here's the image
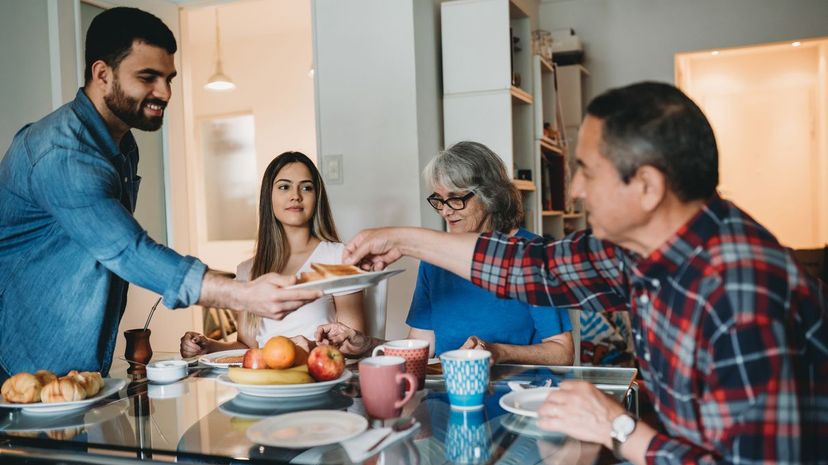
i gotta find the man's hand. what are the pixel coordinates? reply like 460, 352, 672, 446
315, 322, 371, 356
460, 335, 501, 364
343, 228, 410, 271
241, 273, 322, 319
180, 331, 209, 358
536, 380, 627, 448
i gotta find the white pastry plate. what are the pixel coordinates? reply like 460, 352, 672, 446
498, 387, 558, 418
286, 269, 404, 295
246, 410, 367, 449
0, 378, 126, 414
198, 349, 247, 369
216, 370, 352, 398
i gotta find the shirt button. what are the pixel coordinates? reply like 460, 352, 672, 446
652, 279, 660, 288
123, 177, 128, 182
640, 294, 650, 304
635, 333, 642, 341
644, 352, 651, 362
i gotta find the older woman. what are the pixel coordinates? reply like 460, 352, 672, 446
318, 141, 573, 365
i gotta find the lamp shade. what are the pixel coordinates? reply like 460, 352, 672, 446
205, 7, 235, 91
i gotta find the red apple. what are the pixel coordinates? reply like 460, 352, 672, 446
307, 345, 345, 381
243, 348, 267, 369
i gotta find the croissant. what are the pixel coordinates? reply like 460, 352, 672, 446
1, 373, 42, 403
34, 370, 57, 386
65, 370, 104, 397
40, 377, 87, 403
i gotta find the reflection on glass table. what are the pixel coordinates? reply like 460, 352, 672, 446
0, 354, 635, 464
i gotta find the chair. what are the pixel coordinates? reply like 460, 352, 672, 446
363, 281, 389, 339
568, 308, 581, 366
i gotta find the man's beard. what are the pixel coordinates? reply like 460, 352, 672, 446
104, 77, 166, 132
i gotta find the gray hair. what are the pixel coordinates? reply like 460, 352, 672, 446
423, 141, 523, 233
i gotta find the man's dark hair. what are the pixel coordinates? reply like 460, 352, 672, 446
84, 7, 177, 83
586, 81, 718, 201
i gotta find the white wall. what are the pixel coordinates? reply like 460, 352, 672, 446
313, 0, 444, 339
0, 1, 53, 157
539, 0, 828, 101
180, 0, 317, 277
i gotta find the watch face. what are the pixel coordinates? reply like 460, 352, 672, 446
612, 414, 636, 435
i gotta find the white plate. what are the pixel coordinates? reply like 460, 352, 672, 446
198, 349, 247, 369
0, 379, 126, 414
216, 370, 352, 398
246, 410, 367, 449
286, 269, 404, 295
498, 387, 558, 418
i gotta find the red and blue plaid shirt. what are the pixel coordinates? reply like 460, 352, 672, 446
471, 195, 828, 464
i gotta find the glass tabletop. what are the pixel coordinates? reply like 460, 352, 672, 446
0, 354, 636, 464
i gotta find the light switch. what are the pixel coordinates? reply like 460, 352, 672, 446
323, 154, 343, 185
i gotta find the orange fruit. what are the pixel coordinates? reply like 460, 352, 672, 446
293, 346, 309, 367
262, 336, 296, 369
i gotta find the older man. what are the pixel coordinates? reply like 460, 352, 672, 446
0, 8, 319, 381
342, 82, 827, 464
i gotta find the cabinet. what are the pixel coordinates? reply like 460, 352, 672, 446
441, 0, 586, 238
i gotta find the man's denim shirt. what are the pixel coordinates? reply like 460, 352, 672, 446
0, 89, 206, 377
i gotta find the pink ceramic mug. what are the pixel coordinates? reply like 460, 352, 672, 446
372, 339, 430, 390
359, 356, 417, 420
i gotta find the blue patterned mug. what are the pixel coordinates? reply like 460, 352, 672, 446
440, 349, 491, 410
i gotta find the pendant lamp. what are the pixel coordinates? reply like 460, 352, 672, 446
205, 8, 235, 91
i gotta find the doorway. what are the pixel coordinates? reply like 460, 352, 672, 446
676, 38, 828, 249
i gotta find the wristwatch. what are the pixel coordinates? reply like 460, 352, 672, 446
610, 413, 638, 459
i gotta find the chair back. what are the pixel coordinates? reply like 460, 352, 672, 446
569, 308, 581, 366
363, 281, 388, 338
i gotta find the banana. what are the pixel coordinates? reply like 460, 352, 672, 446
228, 367, 314, 385
287, 364, 308, 373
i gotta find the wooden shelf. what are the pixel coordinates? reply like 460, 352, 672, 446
563, 212, 584, 219
539, 56, 554, 74
510, 86, 533, 104
509, 0, 529, 18
540, 137, 564, 155
512, 179, 536, 191
542, 210, 564, 217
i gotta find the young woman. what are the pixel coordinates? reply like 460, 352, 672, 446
180, 152, 364, 357
317, 141, 573, 365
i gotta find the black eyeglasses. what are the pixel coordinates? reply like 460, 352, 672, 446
426, 192, 475, 211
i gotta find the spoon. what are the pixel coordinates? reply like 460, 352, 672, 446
365, 417, 417, 453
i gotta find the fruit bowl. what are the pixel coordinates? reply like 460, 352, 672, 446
216, 370, 352, 398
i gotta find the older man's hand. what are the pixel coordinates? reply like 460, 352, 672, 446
343, 227, 411, 271
536, 380, 627, 448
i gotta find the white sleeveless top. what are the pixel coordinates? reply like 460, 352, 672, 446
235, 241, 353, 345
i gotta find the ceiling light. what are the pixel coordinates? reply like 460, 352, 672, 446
205, 7, 235, 91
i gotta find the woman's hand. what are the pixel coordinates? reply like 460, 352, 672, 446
315, 322, 371, 356
290, 335, 316, 353
180, 331, 209, 358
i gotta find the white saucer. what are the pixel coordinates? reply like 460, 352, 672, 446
246, 410, 368, 449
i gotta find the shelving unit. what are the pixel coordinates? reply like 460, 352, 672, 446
441, 0, 587, 238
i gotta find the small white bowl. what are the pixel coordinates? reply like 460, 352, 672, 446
147, 360, 188, 384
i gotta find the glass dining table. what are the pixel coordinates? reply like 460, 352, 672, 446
0, 353, 637, 465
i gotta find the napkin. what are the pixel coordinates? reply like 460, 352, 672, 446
340, 421, 421, 463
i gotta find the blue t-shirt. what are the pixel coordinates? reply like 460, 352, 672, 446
405, 228, 572, 355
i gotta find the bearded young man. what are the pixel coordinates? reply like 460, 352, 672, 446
0, 8, 320, 381
342, 82, 827, 464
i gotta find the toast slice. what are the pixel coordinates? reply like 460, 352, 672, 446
310, 263, 364, 278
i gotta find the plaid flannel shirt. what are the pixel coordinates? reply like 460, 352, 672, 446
471, 195, 828, 465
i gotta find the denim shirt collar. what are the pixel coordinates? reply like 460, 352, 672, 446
70, 88, 137, 159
